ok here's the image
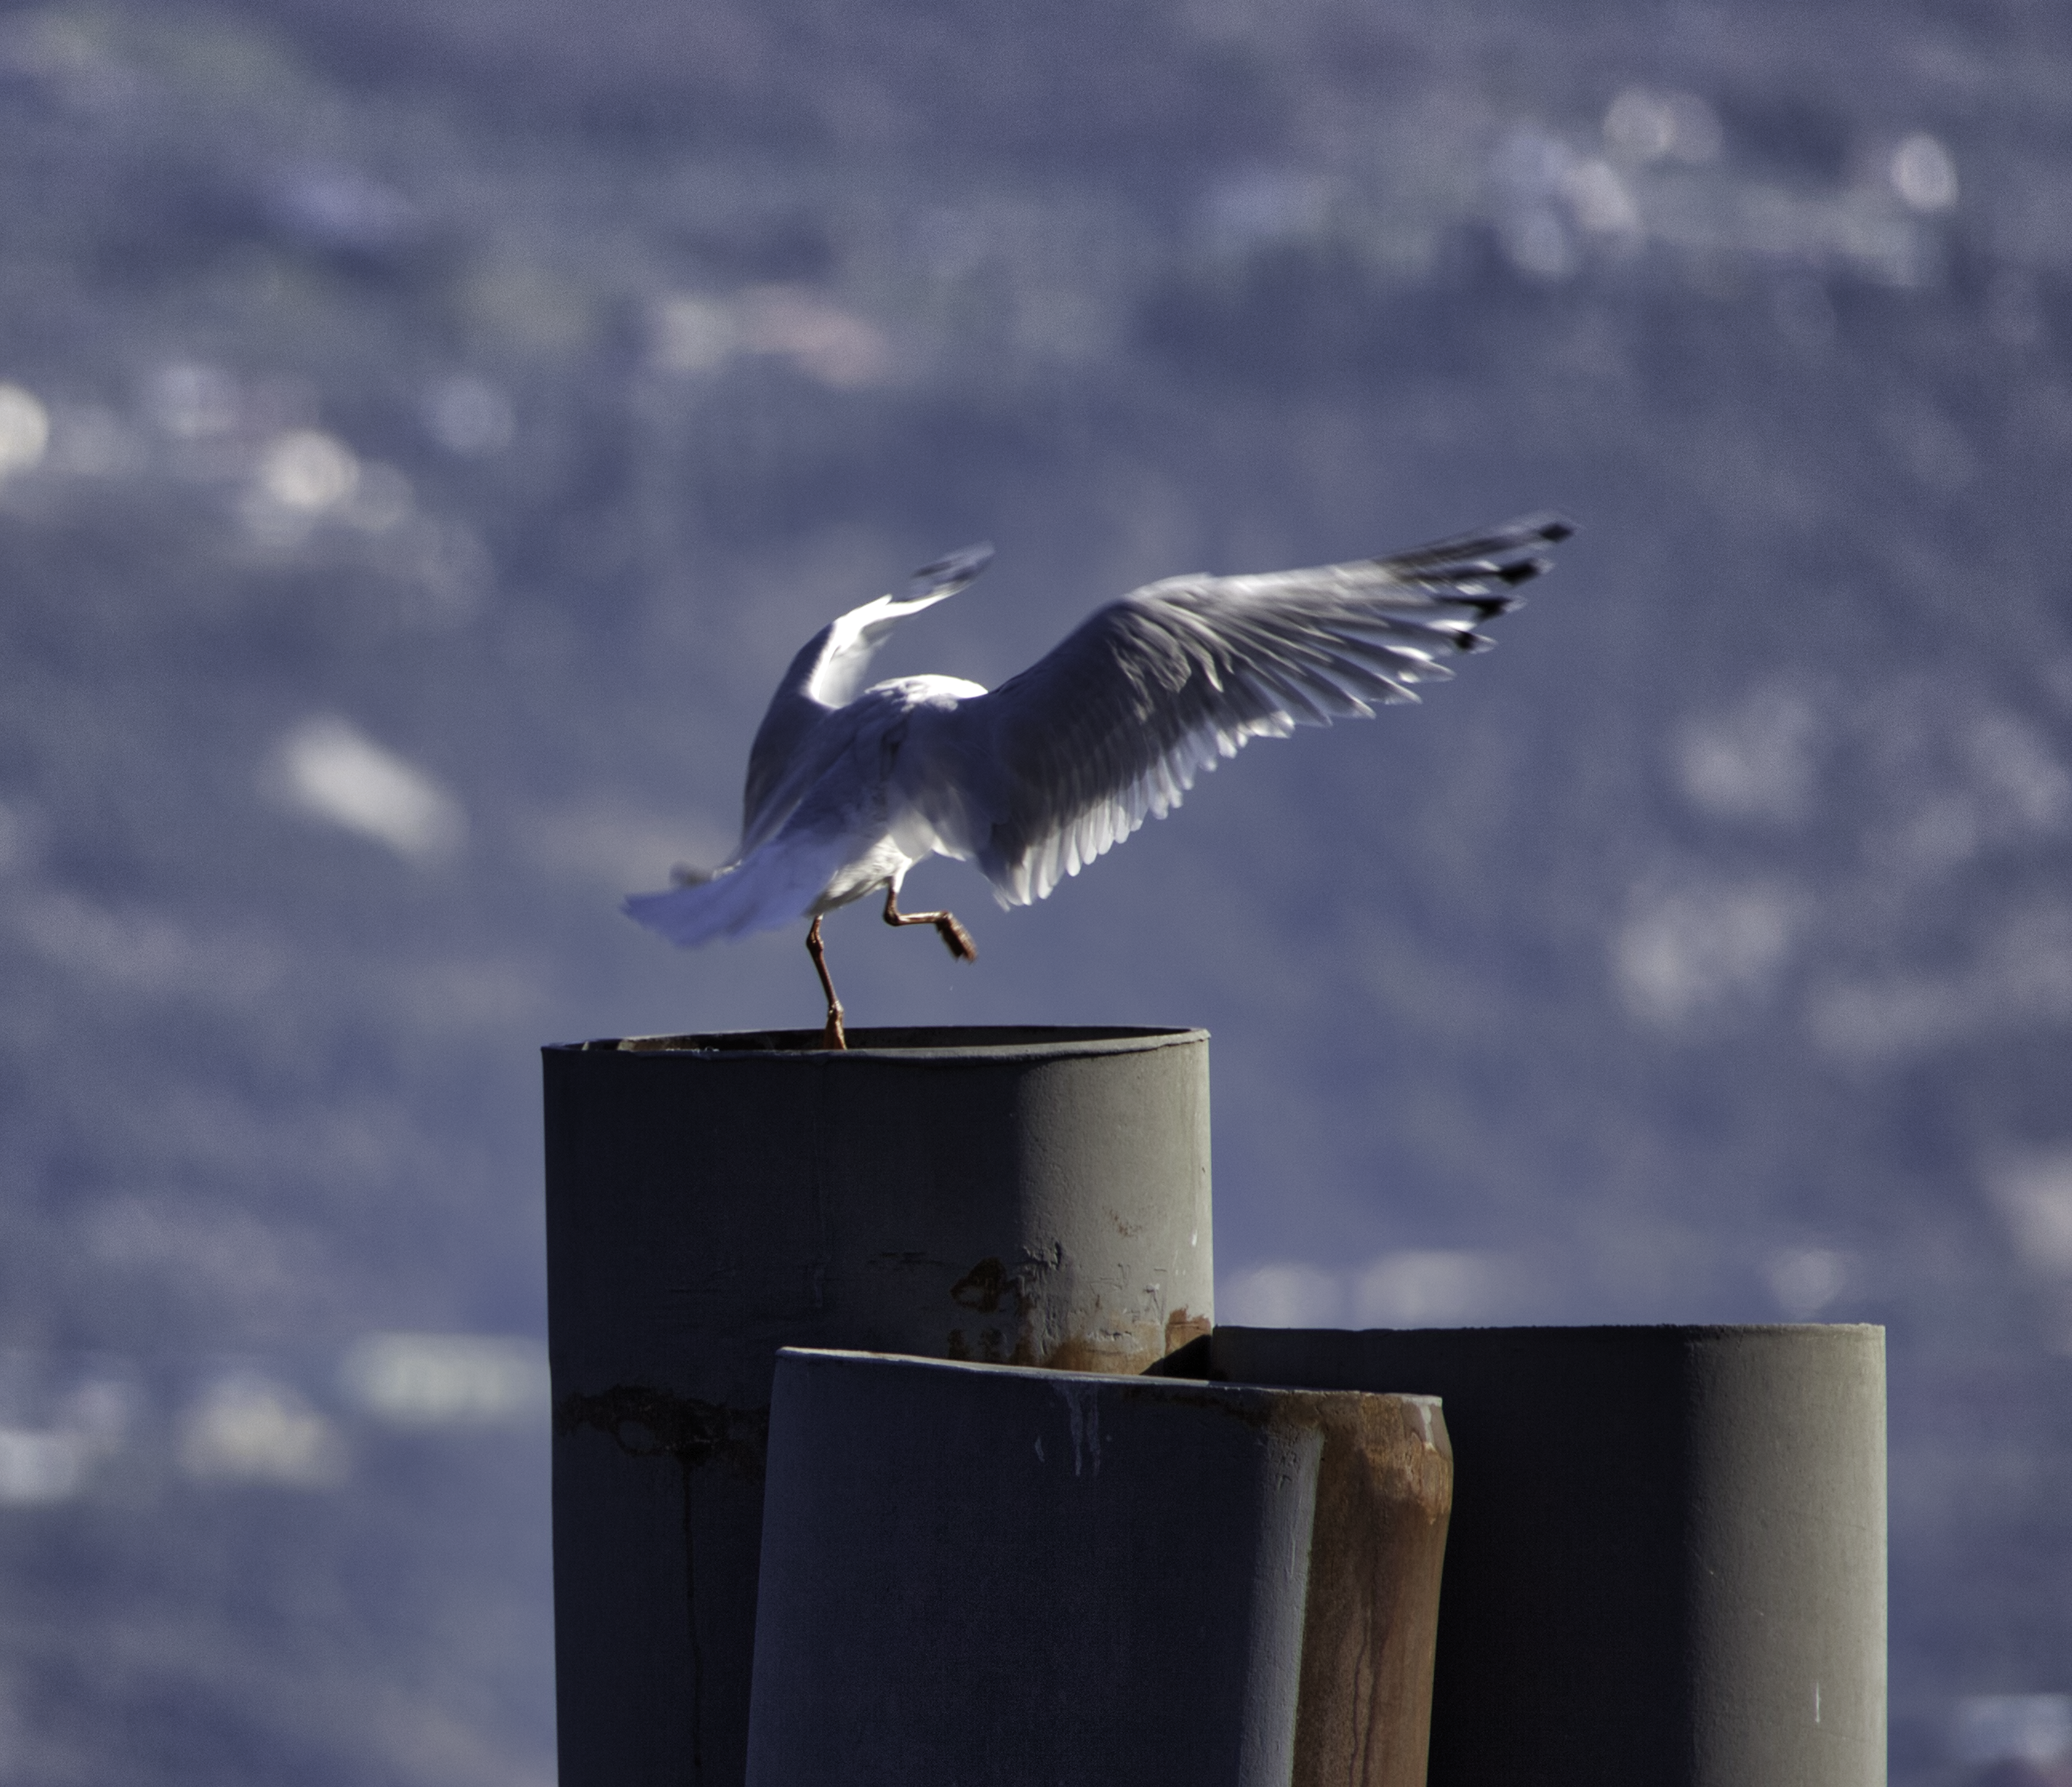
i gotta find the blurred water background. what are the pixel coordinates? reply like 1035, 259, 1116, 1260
0, 0, 2070, 1780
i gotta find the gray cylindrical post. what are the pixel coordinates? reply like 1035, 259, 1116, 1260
541, 1026, 1213, 1787
745, 1348, 1453, 1787
1168, 1324, 1885, 1787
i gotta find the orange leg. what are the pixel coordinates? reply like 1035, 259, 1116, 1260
806, 916, 847, 1050
883, 886, 978, 962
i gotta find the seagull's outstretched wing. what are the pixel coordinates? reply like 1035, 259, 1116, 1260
739, 544, 994, 852
946, 514, 1573, 906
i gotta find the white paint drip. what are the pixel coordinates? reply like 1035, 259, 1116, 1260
1404, 1394, 1440, 1448
1054, 1379, 1102, 1477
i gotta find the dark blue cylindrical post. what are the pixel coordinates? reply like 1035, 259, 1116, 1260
542, 1026, 1214, 1787
745, 1348, 1453, 1787
1163, 1323, 1886, 1787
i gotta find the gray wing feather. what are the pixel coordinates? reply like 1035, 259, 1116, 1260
956, 513, 1572, 906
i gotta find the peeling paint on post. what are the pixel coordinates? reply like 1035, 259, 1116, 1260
541, 1026, 1214, 1787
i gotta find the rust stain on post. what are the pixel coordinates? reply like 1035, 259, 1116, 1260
1040, 1319, 1168, 1375
949, 1257, 1014, 1312
947, 1255, 1206, 1375
1280, 1393, 1453, 1787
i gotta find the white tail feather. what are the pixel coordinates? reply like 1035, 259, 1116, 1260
623, 822, 851, 947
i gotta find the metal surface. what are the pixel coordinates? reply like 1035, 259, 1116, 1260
1159, 1324, 1887, 1787
542, 1025, 1214, 1787
744, 1348, 1452, 1787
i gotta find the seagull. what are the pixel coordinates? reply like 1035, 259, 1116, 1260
627, 514, 1575, 1049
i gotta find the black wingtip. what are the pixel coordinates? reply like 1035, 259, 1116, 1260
909, 541, 995, 600
1375, 511, 1578, 584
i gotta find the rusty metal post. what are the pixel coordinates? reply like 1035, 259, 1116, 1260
1165, 1323, 1886, 1787
541, 1026, 1213, 1787
744, 1348, 1452, 1787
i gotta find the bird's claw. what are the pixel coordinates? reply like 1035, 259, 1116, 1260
882, 889, 977, 962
